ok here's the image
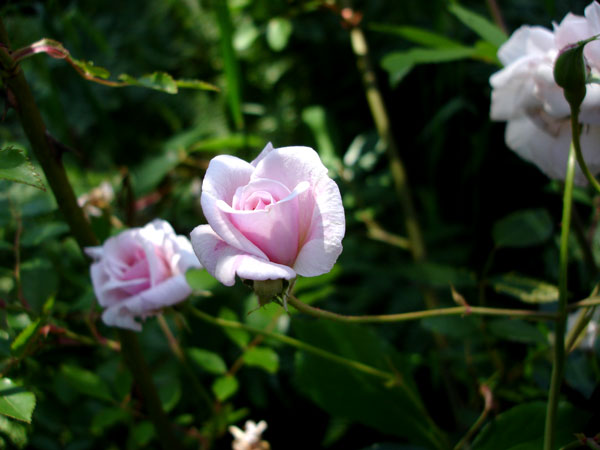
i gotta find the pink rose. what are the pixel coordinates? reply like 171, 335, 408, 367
489, 2, 600, 184
190, 143, 345, 287
85, 219, 201, 331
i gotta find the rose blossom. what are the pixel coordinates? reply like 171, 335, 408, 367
190, 143, 345, 289
85, 219, 201, 331
489, 2, 600, 185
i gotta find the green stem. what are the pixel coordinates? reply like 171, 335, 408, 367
287, 295, 558, 323
543, 139, 577, 450
0, 19, 183, 449
119, 330, 184, 450
572, 117, 600, 194
453, 385, 493, 450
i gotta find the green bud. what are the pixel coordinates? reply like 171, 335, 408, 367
246, 279, 287, 306
554, 40, 590, 110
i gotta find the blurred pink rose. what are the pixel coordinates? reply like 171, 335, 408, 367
86, 219, 201, 331
191, 143, 345, 287
490, 2, 600, 184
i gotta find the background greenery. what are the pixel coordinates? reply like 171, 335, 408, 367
0, 0, 598, 449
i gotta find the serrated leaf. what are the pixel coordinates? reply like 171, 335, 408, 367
0, 147, 45, 190
0, 379, 36, 423
212, 376, 238, 402
243, 347, 279, 374
154, 373, 181, 412
219, 308, 251, 349
489, 273, 558, 304
10, 318, 42, 358
60, 365, 114, 402
187, 348, 227, 375
267, 17, 293, 51
448, 3, 507, 48
492, 209, 553, 248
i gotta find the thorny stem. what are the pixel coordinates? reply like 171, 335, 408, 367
0, 18, 183, 450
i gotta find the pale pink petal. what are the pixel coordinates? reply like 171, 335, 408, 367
202, 155, 255, 204
497, 26, 554, 66
201, 192, 268, 259
294, 176, 345, 276
190, 225, 296, 286
580, 84, 600, 124
117, 274, 192, 316
84, 246, 103, 259
554, 13, 589, 49
221, 181, 309, 266
101, 306, 142, 331
250, 142, 275, 167
504, 116, 596, 185
252, 146, 328, 242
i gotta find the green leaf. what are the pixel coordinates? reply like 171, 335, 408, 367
59, 365, 114, 402
421, 316, 480, 339
0, 415, 27, 448
91, 407, 129, 435
130, 421, 155, 447
382, 46, 476, 86
0, 147, 45, 190
489, 273, 559, 304
132, 148, 182, 196
70, 58, 111, 79
187, 134, 263, 153
243, 347, 279, 374
10, 318, 42, 358
212, 376, 238, 402
395, 261, 476, 288
267, 17, 293, 51
472, 402, 589, 449
293, 320, 448, 448
302, 106, 340, 171
448, 3, 507, 48
185, 269, 219, 292
20, 222, 69, 247
219, 308, 251, 349
187, 348, 227, 375
20, 259, 59, 314
492, 209, 553, 248
487, 319, 547, 344
154, 373, 181, 412
215, 0, 244, 129
0, 379, 36, 423
174, 79, 219, 91
119, 72, 178, 94
369, 24, 464, 49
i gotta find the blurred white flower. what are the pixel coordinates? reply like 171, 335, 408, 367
78, 181, 114, 217
490, 2, 600, 185
229, 420, 270, 450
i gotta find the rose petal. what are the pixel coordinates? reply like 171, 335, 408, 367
190, 225, 296, 286
497, 26, 554, 66
294, 176, 345, 276
101, 306, 142, 331
251, 142, 275, 167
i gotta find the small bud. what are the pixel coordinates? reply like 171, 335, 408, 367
554, 39, 593, 110
247, 279, 286, 306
